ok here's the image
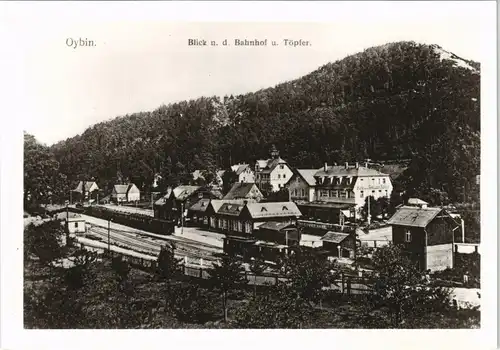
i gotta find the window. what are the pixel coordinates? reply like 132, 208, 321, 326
360, 190, 364, 198
405, 229, 412, 242
383, 178, 386, 184
280, 165, 284, 169
378, 178, 381, 184
283, 174, 286, 179
379, 190, 382, 194
385, 190, 388, 197
372, 178, 375, 185
301, 189, 306, 197
282, 206, 288, 211
321, 190, 328, 197
198, 192, 203, 199
278, 174, 281, 179
74, 222, 78, 228
261, 207, 267, 212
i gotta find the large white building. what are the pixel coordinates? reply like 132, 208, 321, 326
254, 145, 294, 192
313, 162, 393, 210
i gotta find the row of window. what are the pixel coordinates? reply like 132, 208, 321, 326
359, 177, 387, 185
291, 188, 307, 197
210, 217, 253, 233
319, 190, 355, 199
359, 190, 389, 198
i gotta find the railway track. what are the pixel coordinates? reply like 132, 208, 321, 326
88, 222, 221, 253
88, 226, 218, 263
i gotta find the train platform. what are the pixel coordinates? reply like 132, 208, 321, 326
172, 226, 224, 249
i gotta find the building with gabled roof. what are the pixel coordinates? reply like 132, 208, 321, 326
254, 145, 293, 192
153, 185, 222, 222
223, 182, 263, 201
387, 205, 460, 271
320, 231, 356, 258
230, 163, 255, 183
72, 181, 99, 202
111, 183, 140, 203
312, 162, 393, 220
287, 168, 322, 203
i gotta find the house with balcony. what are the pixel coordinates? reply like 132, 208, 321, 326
313, 162, 393, 211
254, 145, 294, 192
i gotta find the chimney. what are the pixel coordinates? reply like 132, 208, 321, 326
345, 162, 348, 169
324, 162, 328, 171
356, 162, 359, 169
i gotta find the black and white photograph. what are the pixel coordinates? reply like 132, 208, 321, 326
0, 1, 497, 349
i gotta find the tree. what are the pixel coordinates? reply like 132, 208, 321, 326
24, 221, 65, 266
221, 168, 238, 195
24, 133, 69, 206
156, 244, 183, 298
207, 253, 248, 322
169, 282, 213, 323
249, 257, 266, 297
370, 243, 451, 327
111, 255, 131, 285
234, 282, 312, 328
284, 247, 338, 305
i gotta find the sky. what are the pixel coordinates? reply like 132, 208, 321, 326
1, 1, 494, 145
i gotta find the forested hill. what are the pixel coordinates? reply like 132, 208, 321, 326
49, 41, 480, 203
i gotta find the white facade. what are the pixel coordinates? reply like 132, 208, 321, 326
288, 175, 316, 202
352, 175, 393, 207
68, 218, 86, 234
269, 164, 294, 191
126, 184, 141, 202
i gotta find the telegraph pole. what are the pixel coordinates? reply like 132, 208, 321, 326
181, 202, 184, 235
107, 218, 111, 253
367, 196, 371, 225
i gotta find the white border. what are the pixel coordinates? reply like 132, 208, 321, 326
0, 2, 497, 350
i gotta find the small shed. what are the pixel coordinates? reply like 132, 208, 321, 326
67, 216, 86, 234
255, 221, 300, 246
321, 231, 356, 258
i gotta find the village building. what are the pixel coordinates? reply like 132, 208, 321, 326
314, 162, 393, 209
320, 231, 357, 258
207, 201, 302, 262
72, 181, 99, 202
387, 202, 461, 271
287, 169, 320, 203
111, 183, 140, 203
186, 198, 211, 227
254, 145, 294, 192
154, 185, 222, 222
230, 163, 255, 183
67, 216, 87, 234
223, 182, 263, 202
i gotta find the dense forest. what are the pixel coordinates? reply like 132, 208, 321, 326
33, 41, 479, 204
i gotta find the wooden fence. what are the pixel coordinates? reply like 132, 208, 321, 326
77, 241, 373, 294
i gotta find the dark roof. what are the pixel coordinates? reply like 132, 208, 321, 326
258, 221, 296, 232
387, 206, 443, 228
223, 183, 262, 200
188, 198, 211, 213
154, 188, 173, 206
321, 231, 350, 243
297, 202, 355, 209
